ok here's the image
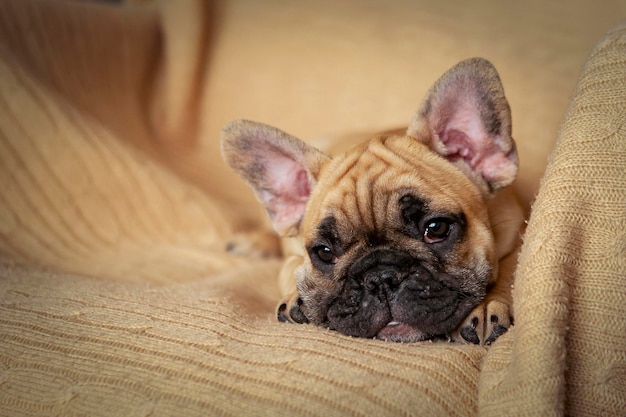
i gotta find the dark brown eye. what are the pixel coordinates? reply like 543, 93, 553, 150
424, 220, 452, 243
316, 246, 336, 264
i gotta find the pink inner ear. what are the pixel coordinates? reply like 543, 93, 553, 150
438, 128, 477, 164
440, 128, 513, 181
436, 99, 485, 165
261, 153, 312, 234
434, 98, 515, 187
267, 155, 311, 199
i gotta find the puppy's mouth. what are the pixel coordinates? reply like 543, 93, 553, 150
375, 321, 432, 343
301, 248, 488, 342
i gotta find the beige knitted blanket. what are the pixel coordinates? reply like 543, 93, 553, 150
0, 1, 624, 416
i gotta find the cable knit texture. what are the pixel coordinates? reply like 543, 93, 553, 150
0, 1, 625, 416
478, 22, 626, 417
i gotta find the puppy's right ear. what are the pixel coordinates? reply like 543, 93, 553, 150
221, 120, 330, 237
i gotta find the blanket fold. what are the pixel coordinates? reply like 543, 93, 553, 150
479, 21, 626, 417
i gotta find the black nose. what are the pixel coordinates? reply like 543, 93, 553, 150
349, 249, 416, 289
364, 268, 402, 290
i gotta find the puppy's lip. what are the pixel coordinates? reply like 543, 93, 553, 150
376, 321, 429, 342
377, 321, 411, 336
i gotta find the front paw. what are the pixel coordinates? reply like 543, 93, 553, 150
452, 300, 513, 345
276, 294, 309, 324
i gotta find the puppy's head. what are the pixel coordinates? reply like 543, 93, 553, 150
222, 58, 517, 341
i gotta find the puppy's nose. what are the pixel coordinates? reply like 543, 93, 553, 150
364, 268, 402, 290
350, 249, 413, 274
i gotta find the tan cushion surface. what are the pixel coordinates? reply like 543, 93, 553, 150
1, 258, 485, 417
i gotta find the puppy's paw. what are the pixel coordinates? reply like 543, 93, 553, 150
225, 230, 281, 259
483, 300, 513, 345
276, 293, 309, 324
452, 300, 513, 345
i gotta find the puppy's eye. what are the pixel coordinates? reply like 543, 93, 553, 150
315, 246, 336, 264
424, 219, 452, 243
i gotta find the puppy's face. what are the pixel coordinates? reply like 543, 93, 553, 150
222, 58, 517, 342
296, 135, 495, 341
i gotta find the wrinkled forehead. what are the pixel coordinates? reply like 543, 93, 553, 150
301, 135, 486, 234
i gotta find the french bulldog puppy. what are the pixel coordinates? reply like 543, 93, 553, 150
221, 58, 525, 345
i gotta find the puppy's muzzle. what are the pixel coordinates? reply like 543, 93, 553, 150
324, 248, 468, 340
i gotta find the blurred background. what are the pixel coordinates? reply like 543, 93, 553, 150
1, 0, 624, 282
191, 0, 625, 207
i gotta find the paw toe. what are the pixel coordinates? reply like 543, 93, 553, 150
484, 323, 509, 345
289, 298, 310, 324
277, 303, 290, 322
452, 300, 513, 345
460, 324, 480, 345
454, 314, 483, 345
276, 298, 309, 324
483, 301, 512, 345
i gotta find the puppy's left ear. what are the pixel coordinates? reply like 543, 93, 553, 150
407, 58, 518, 194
